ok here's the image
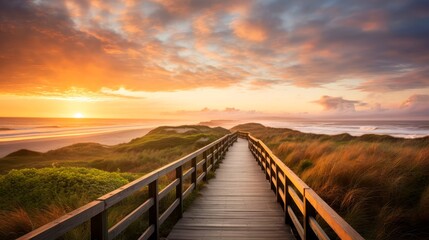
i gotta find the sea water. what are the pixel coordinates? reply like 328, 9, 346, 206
0, 117, 186, 157
0, 118, 428, 157
259, 120, 429, 139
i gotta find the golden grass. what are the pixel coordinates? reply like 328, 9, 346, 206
232, 123, 429, 240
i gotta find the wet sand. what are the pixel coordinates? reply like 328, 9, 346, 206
0, 128, 152, 157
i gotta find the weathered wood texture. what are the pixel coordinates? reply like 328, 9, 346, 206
167, 138, 295, 240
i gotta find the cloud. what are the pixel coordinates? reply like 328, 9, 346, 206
313, 96, 363, 112
231, 19, 267, 42
173, 107, 262, 120
308, 94, 429, 119
400, 94, 429, 114
0, 0, 429, 97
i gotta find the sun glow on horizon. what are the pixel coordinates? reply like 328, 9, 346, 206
73, 112, 84, 118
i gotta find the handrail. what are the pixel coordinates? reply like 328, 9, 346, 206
238, 131, 364, 240
18, 132, 238, 240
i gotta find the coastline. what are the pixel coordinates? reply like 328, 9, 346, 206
0, 127, 153, 158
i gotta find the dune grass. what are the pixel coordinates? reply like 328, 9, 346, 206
0, 125, 229, 174
0, 125, 229, 239
232, 123, 429, 240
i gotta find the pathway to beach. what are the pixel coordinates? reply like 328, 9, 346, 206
168, 138, 295, 240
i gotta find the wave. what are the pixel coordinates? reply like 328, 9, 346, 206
258, 120, 429, 139
359, 126, 378, 131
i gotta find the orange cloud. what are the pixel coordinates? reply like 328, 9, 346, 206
0, 0, 428, 101
231, 19, 267, 42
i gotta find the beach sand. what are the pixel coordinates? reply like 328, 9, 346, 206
0, 128, 152, 157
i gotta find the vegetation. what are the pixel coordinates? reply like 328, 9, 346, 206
0, 125, 229, 174
232, 123, 429, 240
0, 167, 136, 239
0, 125, 229, 239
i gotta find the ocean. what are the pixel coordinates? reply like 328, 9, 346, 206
0, 117, 188, 157
0, 117, 428, 157
0, 117, 184, 142
259, 119, 429, 139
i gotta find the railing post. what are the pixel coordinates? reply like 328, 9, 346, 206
304, 189, 317, 240
270, 157, 275, 191
191, 157, 197, 187
215, 142, 219, 163
264, 153, 270, 181
219, 141, 223, 160
284, 177, 292, 225
90, 209, 108, 240
258, 144, 264, 170
149, 179, 159, 240
176, 166, 183, 218
276, 166, 281, 203
220, 140, 224, 158
203, 151, 208, 182
207, 147, 214, 168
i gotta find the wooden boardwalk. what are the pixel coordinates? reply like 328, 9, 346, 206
167, 138, 295, 240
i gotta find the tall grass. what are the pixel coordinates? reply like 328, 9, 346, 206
232, 123, 429, 240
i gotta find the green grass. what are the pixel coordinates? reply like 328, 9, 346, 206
232, 123, 429, 240
0, 125, 230, 239
0, 125, 229, 174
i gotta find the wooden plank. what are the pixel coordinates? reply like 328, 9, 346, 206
183, 183, 195, 199
197, 158, 205, 168
168, 139, 294, 240
203, 150, 208, 182
148, 180, 159, 240
17, 200, 104, 240
309, 216, 330, 240
288, 186, 304, 214
278, 172, 285, 185
288, 206, 304, 240
91, 210, 108, 240
306, 189, 365, 240
158, 178, 180, 200
191, 157, 197, 186
137, 225, 155, 240
97, 173, 157, 208
279, 188, 285, 205
197, 172, 206, 184
183, 167, 194, 180
108, 198, 154, 240
159, 199, 180, 225
272, 176, 277, 187
176, 166, 183, 218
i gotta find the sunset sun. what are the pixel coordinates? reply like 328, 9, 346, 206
73, 112, 84, 118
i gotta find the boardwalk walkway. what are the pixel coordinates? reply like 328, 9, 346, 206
167, 138, 295, 240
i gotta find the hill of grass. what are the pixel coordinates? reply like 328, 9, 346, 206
0, 125, 229, 174
0, 125, 229, 239
232, 123, 429, 240
0, 167, 137, 239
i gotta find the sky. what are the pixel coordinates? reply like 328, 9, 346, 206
0, 0, 428, 120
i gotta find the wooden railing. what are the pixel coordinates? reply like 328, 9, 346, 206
18, 133, 238, 240
239, 131, 364, 240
